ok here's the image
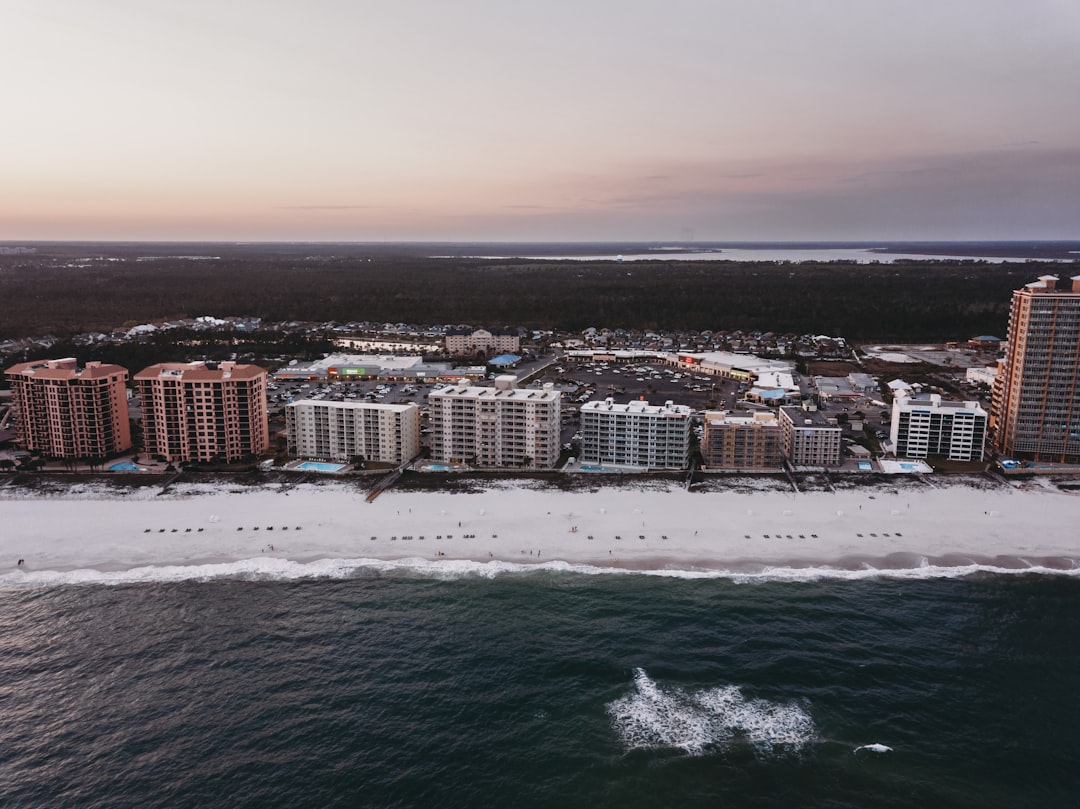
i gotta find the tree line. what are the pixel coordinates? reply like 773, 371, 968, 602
0, 251, 1060, 343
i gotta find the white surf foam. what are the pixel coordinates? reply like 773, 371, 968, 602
2, 556, 1079, 590
607, 668, 815, 757
853, 743, 893, 754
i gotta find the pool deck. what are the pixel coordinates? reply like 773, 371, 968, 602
878, 459, 934, 474
285, 460, 351, 473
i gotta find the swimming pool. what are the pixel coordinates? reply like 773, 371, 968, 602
878, 458, 934, 474
291, 461, 349, 473
108, 461, 147, 472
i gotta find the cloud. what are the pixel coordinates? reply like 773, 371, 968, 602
435, 146, 1080, 241
275, 205, 375, 211
994, 140, 1041, 149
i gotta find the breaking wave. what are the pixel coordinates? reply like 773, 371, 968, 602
607, 668, 815, 757
2, 555, 1079, 590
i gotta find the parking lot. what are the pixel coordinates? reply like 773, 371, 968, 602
527, 359, 754, 450
267, 376, 435, 411
536, 359, 743, 411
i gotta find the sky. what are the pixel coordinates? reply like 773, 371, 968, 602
3, 0, 1080, 242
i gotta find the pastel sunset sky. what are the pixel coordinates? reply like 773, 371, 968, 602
4, 0, 1079, 241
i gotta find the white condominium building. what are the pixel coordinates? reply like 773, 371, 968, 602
286, 400, 421, 464
779, 406, 843, 468
579, 398, 692, 470
890, 394, 987, 461
428, 376, 560, 468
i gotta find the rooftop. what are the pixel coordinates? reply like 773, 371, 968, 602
287, 399, 419, 413
581, 398, 692, 416
703, 411, 778, 426
6, 358, 127, 380
134, 361, 265, 381
895, 394, 986, 414
780, 406, 838, 429
431, 380, 559, 402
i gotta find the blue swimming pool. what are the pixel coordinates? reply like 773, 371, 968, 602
292, 461, 349, 473
108, 461, 147, 472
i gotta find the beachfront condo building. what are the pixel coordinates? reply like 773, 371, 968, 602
428, 376, 560, 468
4, 358, 132, 459
445, 328, 521, 357
890, 394, 987, 462
135, 361, 269, 463
700, 410, 782, 470
286, 400, 421, 465
779, 406, 843, 468
579, 398, 692, 470
992, 275, 1080, 463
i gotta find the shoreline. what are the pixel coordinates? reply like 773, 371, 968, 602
3, 476, 1079, 584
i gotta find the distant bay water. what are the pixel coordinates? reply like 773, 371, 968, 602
2, 567, 1078, 808
448, 247, 1059, 263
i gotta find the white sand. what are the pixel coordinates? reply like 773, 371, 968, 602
1, 479, 1078, 582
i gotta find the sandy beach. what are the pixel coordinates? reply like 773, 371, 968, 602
2, 476, 1078, 584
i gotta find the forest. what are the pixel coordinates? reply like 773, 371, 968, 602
1, 244, 1072, 343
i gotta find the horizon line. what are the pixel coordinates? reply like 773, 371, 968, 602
3, 238, 1080, 246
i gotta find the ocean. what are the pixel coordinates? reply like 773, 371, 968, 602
2, 568, 1078, 808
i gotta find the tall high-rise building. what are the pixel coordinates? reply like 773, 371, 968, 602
4, 358, 132, 459
992, 275, 1080, 462
135, 361, 269, 462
